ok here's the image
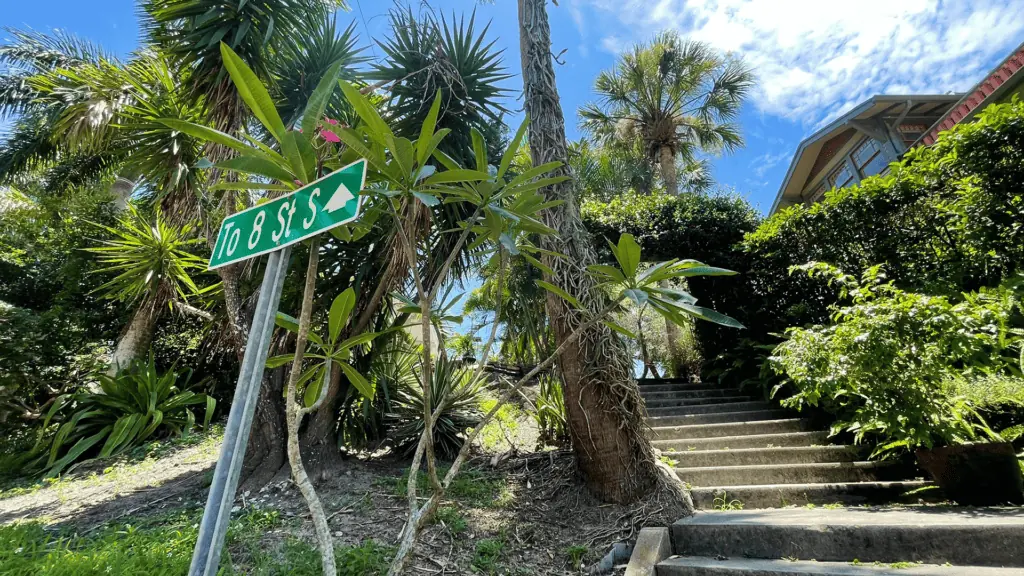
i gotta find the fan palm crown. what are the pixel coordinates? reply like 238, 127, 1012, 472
579, 31, 754, 194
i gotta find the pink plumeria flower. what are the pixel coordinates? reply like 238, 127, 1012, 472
320, 129, 340, 143
324, 117, 339, 125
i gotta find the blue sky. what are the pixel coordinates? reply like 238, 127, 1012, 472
3, 1, 1023, 213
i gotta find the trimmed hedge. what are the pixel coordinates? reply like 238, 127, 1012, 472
743, 98, 1024, 336
582, 191, 760, 357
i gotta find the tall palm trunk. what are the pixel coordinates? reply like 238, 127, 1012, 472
658, 145, 678, 195
108, 299, 160, 374
656, 145, 684, 374
518, 0, 660, 503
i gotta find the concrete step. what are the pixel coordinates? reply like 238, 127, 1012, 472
649, 410, 792, 428
645, 396, 757, 409
648, 401, 774, 417
670, 508, 1024, 567
689, 480, 935, 509
675, 461, 897, 487
657, 556, 1021, 575
640, 388, 743, 400
637, 377, 699, 385
670, 446, 861, 468
654, 431, 830, 451
650, 419, 814, 441
637, 382, 731, 394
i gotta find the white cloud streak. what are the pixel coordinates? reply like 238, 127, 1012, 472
585, 0, 1024, 127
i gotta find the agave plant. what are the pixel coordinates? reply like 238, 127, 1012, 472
26, 356, 215, 477
387, 354, 484, 460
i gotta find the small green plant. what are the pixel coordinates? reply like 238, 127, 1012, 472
23, 356, 215, 477
713, 492, 744, 511
478, 398, 521, 452
565, 544, 589, 569
822, 502, 844, 510
658, 454, 678, 467
432, 506, 468, 535
473, 537, 506, 574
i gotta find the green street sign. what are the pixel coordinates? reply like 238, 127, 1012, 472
208, 159, 367, 270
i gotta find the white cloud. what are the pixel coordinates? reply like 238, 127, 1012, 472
584, 0, 1024, 127
749, 150, 789, 177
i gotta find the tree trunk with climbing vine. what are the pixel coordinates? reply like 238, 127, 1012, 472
518, 0, 662, 503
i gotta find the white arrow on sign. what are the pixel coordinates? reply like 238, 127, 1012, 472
324, 182, 355, 213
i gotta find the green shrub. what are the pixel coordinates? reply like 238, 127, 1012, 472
582, 190, 760, 359
387, 354, 483, 459
693, 98, 1024, 386
23, 356, 215, 477
432, 505, 468, 535
478, 398, 521, 452
769, 263, 1020, 457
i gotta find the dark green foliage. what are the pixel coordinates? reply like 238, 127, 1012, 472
270, 16, 365, 128
23, 357, 215, 477
581, 190, 761, 357
0, 186, 123, 427
770, 263, 1021, 457
387, 355, 483, 460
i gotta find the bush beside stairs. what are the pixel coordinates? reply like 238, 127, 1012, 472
639, 378, 930, 509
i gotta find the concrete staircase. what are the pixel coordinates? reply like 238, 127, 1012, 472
639, 378, 930, 509
655, 507, 1024, 575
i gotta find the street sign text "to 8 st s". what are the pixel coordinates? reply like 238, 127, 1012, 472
208, 159, 367, 269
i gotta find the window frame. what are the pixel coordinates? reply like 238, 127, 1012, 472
852, 138, 888, 178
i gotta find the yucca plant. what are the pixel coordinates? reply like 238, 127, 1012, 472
26, 356, 214, 477
369, 7, 509, 166
86, 205, 210, 372
388, 354, 484, 460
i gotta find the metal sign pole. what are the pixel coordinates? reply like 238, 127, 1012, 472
189, 246, 292, 576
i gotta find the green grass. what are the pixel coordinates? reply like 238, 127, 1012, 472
0, 425, 223, 501
432, 506, 468, 535
478, 399, 521, 452
388, 465, 513, 508
472, 536, 506, 574
0, 508, 207, 576
0, 504, 392, 576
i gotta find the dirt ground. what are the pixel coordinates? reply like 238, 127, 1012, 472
0, 412, 684, 575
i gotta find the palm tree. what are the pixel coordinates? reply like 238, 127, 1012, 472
517, 0, 669, 503
579, 31, 753, 195
87, 206, 208, 373
0, 29, 124, 195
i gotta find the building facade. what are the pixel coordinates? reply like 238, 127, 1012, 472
770, 41, 1024, 215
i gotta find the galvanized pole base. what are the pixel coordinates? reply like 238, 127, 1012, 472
189, 247, 292, 576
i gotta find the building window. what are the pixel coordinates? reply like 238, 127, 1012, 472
827, 162, 854, 189
808, 181, 828, 202
852, 138, 888, 178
